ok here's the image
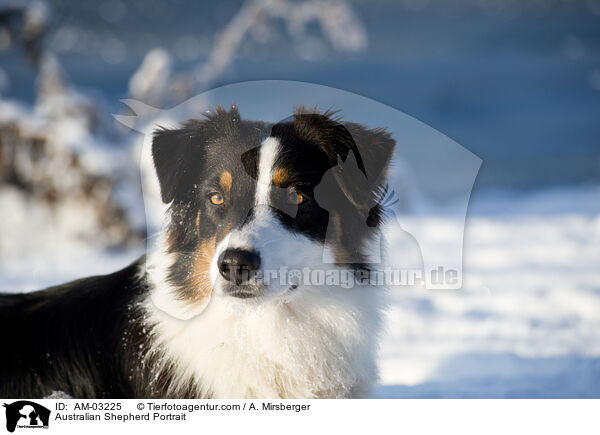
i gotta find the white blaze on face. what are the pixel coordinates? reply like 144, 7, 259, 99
210, 137, 283, 294
209, 136, 329, 297
255, 137, 280, 207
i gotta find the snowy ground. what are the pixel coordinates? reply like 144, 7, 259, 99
1, 185, 599, 398
378, 185, 600, 398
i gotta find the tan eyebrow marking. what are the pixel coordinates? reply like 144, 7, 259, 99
272, 168, 291, 188
219, 171, 233, 193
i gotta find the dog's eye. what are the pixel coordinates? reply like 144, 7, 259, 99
209, 192, 224, 206
287, 192, 304, 205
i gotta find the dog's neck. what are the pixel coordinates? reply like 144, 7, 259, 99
140, 237, 383, 398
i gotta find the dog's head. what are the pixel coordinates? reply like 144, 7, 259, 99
151, 106, 394, 307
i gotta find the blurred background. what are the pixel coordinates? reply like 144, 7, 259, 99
0, 0, 599, 397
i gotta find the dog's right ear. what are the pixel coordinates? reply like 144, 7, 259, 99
152, 127, 193, 204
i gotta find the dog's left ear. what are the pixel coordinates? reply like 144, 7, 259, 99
309, 115, 395, 211
152, 126, 196, 204
338, 122, 395, 206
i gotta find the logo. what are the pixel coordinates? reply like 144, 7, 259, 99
3, 401, 50, 433
118, 81, 481, 314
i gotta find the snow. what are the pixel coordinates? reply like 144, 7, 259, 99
376, 185, 600, 398
0, 184, 143, 291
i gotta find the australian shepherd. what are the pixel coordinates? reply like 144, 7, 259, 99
0, 107, 395, 398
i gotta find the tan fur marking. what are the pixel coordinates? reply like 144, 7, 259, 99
219, 171, 233, 193
272, 168, 291, 187
191, 235, 217, 301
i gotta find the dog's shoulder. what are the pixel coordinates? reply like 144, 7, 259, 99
0, 256, 148, 398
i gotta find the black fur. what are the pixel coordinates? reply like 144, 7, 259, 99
0, 259, 149, 398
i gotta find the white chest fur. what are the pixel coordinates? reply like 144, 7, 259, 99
143, 284, 383, 398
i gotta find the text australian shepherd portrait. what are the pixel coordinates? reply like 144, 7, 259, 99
0, 106, 395, 399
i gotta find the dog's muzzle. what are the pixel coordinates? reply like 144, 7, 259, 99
218, 249, 262, 298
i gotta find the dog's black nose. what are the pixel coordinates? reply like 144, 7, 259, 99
218, 249, 261, 284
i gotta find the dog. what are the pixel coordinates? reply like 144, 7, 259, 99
0, 106, 395, 398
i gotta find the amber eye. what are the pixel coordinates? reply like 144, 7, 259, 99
209, 192, 224, 206
287, 192, 304, 205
